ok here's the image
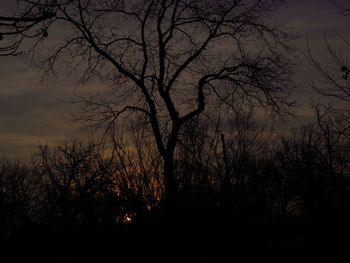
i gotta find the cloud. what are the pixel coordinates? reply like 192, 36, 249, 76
0, 82, 80, 160
0, 0, 349, 160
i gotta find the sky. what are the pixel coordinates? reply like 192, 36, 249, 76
0, 0, 349, 161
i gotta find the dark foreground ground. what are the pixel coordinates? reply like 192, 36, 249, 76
2, 216, 350, 263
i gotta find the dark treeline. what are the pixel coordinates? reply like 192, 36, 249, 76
2, 0, 350, 262
2, 111, 350, 263
2, 107, 350, 241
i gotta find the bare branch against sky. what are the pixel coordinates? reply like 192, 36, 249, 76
0, 0, 348, 161
3, 2, 350, 258
0, 0, 298, 210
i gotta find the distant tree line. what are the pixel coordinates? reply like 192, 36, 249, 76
2, 106, 350, 239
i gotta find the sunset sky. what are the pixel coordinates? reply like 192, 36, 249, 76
0, 0, 349, 161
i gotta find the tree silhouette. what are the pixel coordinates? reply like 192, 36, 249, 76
34, 140, 126, 228
0, 158, 41, 238
307, 1, 350, 101
0, 0, 294, 211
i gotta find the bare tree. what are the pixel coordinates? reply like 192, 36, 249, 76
109, 125, 163, 218
0, 0, 294, 210
307, 0, 350, 101
36, 140, 120, 226
0, 158, 40, 237
307, 37, 350, 101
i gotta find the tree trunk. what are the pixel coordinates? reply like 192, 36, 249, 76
163, 153, 177, 213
